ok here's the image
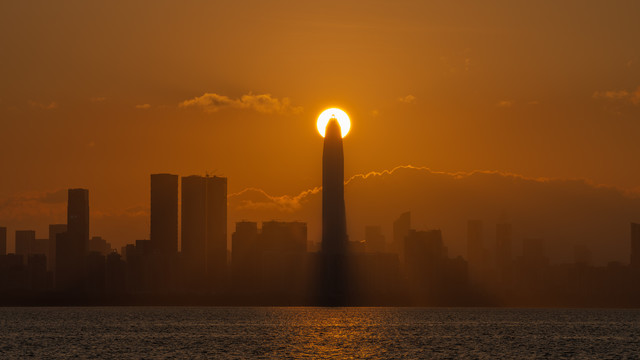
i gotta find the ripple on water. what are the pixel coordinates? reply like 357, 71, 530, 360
0, 307, 638, 359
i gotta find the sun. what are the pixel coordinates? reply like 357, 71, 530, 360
317, 108, 350, 138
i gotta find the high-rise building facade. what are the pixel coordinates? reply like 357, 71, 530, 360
150, 174, 179, 256
631, 222, 640, 268
181, 175, 227, 284
495, 223, 512, 269
15, 230, 36, 263
68, 189, 89, 256
206, 176, 227, 278
322, 118, 348, 254
262, 221, 307, 254
48, 224, 67, 272
365, 225, 385, 253
319, 117, 350, 304
182, 175, 207, 278
0, 227, 6, 256
404, 229, 447, 267
231, 221, 260, 290
393, 212, 411, 259
467, 219, 485, 283
56, 189, 89, 290
495, 222, 513, 285
522, 237, 548, 270
231, 222, 259, 263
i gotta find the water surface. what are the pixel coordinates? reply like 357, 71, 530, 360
0, 307, 638, 358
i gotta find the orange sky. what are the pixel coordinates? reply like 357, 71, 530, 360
1, 1, 640, 253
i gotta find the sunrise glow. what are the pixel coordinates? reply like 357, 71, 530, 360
317, 108, 350, 138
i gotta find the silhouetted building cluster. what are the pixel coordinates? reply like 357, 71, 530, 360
1, 180, 640, 305
231, 220, 311, 302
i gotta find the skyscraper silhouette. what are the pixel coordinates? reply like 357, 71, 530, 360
15, 230, 35, 264
495, 223, 512, 268
365, 225, 385, 253
467, 219, 486, 283
495, 223, 513, 285
321, 117, 348, 304
393, 212, 411, 260
0, 227, 6, 256
56, 189, 89, 291
181, 175, 227, 288
68, 189, 90, 256
322, 118, 347, 254
630, 222, 640, 268
48, 224, 67, 273
205, 176, 227, 282
182, 175, 207, 281
150, 174, 179, 255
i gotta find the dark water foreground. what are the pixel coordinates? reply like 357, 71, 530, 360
0, 307, 638, 358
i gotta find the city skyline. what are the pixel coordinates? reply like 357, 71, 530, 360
0, 106, 638, 305
1, 170, 640, 306
3, 2, 640, 358
3, 166, 640, 265
2, 1, 640, 262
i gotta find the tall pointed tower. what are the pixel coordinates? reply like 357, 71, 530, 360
322, 117, 348, 254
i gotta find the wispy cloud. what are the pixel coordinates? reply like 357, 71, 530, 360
593, 90, 630, 100
497, 100, 513, 107
593, 86, 640, 105
228, 186, 321, 212
228, 164, 637, 214
398, 95, 416, 104
28, 100, 58, 110
440, 54, 471, 73
92, 205, 149, 219
135, 104, 151, 110
0, 189, 67, 220
179, 92, 303, 114
90, 97, 107, 103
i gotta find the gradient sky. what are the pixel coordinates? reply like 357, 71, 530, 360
1, 1, 640, 250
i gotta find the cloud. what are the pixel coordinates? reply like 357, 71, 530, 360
92, 205, 149, 219
592, 90, 630, 100
4, 167, 640, 263
371, 109, 379, 117
1, 189, 68, 207
440, 54, 471, 73
497, 100, 513, 107
0, 189, 67, 221
229, 186, 321, 213
90, 97, 107, 103
592, 86, 640, 105
632, 87, 640, 105
35, 189, 68, 204
135, 104, 151, 109
227, 165, 545, 213
227, 165, 640, 265
179, 92, 303, 114
398, 95, 416, 104
28, 100, 58, 110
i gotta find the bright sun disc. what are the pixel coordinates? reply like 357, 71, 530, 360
317, 108, 350, 138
